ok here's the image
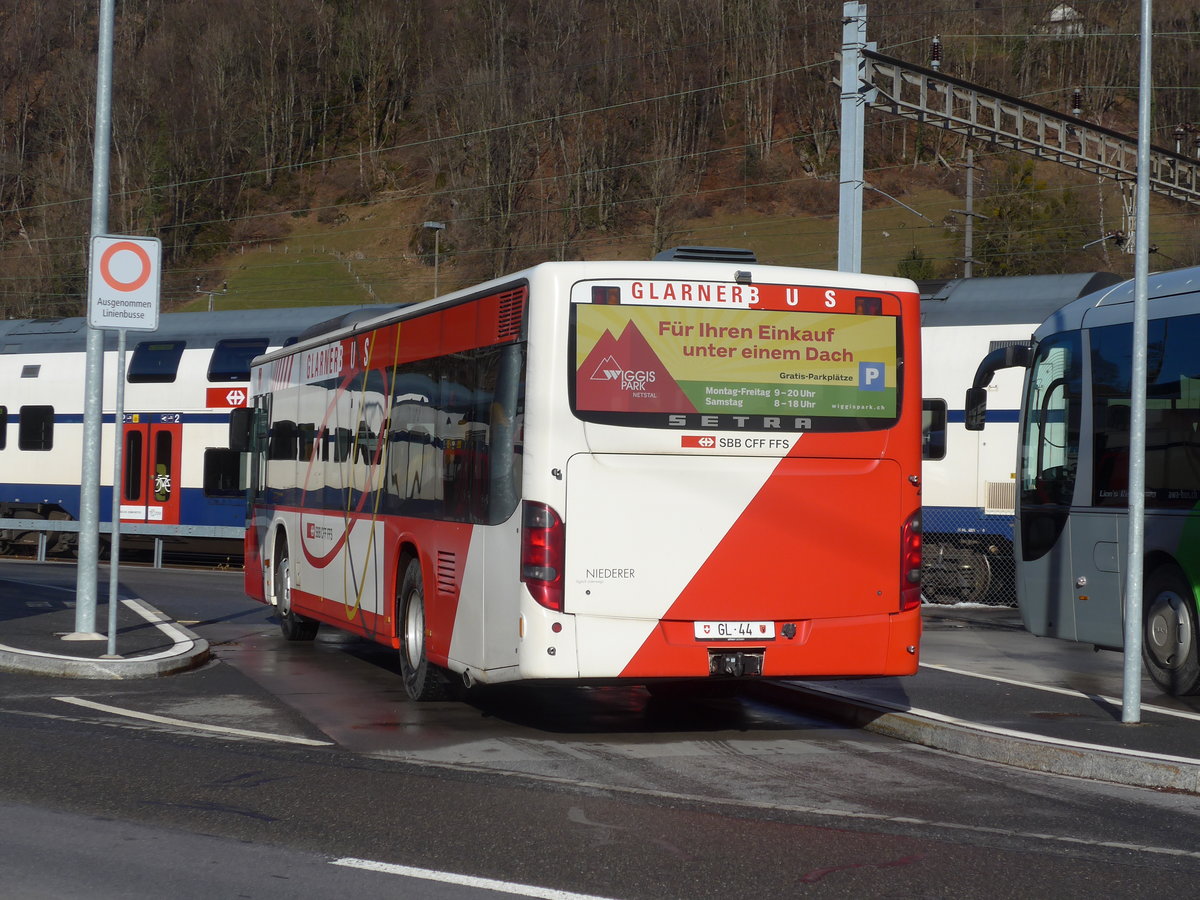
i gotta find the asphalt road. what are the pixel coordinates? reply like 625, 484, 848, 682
1, 563, 1199, 898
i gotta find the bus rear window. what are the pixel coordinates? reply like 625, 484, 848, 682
570, 282, 902, 432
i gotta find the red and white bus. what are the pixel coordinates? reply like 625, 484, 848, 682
238, 249, 923, 699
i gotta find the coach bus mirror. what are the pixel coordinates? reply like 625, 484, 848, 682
229, 407, 254, 452
964, 387, 988, 432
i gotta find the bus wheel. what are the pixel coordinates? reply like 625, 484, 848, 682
397, 558, 447, 702
276, 546, 319, 642
1142, 564, 1200, 696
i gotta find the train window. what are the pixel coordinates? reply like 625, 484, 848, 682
154, 431, 173, 501
129, 340, 186, 383
208, 338, 269, 382
0, 406, 7, 449
18, 405, 54, 451
922, 399, 947, 461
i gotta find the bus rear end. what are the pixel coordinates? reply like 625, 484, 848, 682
521, 259, 923, 684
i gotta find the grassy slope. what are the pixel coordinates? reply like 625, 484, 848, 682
176, 165, 1194, 313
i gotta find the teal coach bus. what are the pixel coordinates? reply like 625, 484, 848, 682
966, 266, 1200, 696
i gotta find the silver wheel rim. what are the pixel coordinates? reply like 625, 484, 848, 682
278, 556, 292, 617
404, 587, 424, 668
1146, 589, 1193, 670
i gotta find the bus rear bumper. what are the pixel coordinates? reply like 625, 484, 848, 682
567, 609, 923, 680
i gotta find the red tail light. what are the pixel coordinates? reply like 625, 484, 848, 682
900, 509, 922, 611
521, 501, 564, 611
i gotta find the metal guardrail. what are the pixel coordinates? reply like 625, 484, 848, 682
0, 518, 243, 567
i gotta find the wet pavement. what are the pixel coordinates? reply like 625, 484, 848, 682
1, 560, 1197, 792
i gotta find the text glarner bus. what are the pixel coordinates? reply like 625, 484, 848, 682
239, 252, 923, 699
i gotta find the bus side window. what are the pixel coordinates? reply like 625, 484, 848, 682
483, 342, 525, 525
298, 423, 317, 461
922, 399, 947, 461
269, 420, 299, 460
334, 427, 353, 463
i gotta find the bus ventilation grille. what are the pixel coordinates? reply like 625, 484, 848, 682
496, 288, 526, 341
653, 246, 757, 264
436, 550, 458, 595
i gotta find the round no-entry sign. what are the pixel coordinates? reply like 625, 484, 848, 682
88, 234, 162, 331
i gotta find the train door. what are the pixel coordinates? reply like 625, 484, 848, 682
120, 414, 183, 525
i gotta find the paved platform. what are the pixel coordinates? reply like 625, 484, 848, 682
0, 567, 209, 678
757, 605, 1200, 794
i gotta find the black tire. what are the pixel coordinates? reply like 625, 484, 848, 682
1141, 564, 1200, 696
397, 557, 447, 701
276, 546, 319, 641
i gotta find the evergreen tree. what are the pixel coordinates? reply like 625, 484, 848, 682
974, 156, 1091, 276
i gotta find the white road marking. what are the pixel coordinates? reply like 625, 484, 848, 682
921, 662, 1200, 723
0, 585, 195, 662
804, 681, 1200, 767
53, 696, 332, 747
330, 858, 619, 899
119, 596, 199, 659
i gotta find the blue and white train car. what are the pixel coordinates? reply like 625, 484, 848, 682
0, 304, 391, 557
920, 272, 1122, 604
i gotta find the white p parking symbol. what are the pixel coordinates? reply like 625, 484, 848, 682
859, 362, 885, 391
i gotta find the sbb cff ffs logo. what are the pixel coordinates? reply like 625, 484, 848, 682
206, 387, 249, 408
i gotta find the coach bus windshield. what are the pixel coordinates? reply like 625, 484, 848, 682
1018, 331, 1081, 559
569, 279, 904, 433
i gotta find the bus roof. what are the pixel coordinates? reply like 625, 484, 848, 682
919, 272, 1121, 328
252, 257, 922, 366
1034, 264, 1200, 335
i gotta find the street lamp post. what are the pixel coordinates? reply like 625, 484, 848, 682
423, 221, 446, 297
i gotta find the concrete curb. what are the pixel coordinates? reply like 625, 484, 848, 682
0, 597, 210, 680
752, 681, 1200, 795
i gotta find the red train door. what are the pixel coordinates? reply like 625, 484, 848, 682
120, 415, 183, 525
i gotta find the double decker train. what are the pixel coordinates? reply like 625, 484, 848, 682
0, 303, 391, 561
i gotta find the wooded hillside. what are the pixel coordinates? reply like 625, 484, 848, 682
2, 0, 1198, 316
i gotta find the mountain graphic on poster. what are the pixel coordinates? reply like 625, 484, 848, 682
577, 320, 694, 413
588, 355, 623, 382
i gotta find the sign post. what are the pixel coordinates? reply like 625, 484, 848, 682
87, 234, 161, 657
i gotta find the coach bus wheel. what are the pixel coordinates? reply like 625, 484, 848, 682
397, 558, 447, 702
276, 547, 319, 642
1141, 564, 1200, 696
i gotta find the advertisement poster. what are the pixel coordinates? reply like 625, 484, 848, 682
575, 303, 897, 418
